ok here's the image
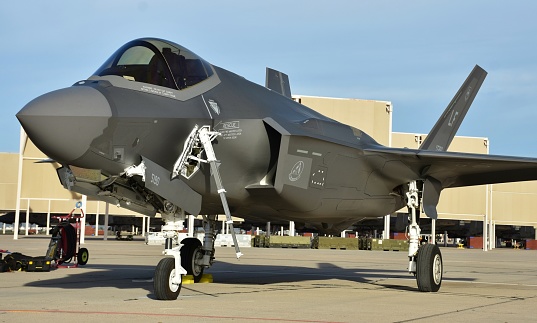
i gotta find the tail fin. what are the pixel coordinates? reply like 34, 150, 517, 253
265, 67, 292, 98
419, 65, 487, 151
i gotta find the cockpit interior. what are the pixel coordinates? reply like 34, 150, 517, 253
94, 38, 214, 90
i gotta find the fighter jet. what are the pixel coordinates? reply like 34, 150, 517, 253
17, 38, 537, 299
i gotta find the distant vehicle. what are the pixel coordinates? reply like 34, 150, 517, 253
0, 223, 14, 232
18, 223, 41, 234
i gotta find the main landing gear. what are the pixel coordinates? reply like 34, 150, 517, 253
153, 125, 242, 300
406, 181, 443, 292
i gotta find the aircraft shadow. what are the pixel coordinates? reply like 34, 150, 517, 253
22, 263, 156, 289
21, 256, 474, 298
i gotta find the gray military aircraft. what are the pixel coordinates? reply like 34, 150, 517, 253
17, 38, 537, 299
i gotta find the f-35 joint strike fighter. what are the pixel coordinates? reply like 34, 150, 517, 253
17, 38, 537, 299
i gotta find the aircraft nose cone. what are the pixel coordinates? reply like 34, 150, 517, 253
16, 86, 111, 164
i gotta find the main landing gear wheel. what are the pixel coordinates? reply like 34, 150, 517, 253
154, 257, 181, 300
416, 244, 443, 292
78, 248, 89, 266
181, 238, 204, 283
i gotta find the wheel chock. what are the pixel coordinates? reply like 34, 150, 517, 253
199, 274, 213, 283
181, 274, 213, 284
182, 275, 195, 284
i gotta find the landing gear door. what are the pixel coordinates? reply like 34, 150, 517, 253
142, 156, 202, 215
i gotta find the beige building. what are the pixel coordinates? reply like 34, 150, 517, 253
294, 96, 393, 147
0, 153, 18, 211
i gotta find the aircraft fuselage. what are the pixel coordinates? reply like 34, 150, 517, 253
17, 38, 413, 232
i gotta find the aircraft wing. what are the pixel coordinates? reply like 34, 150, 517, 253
367, 146, 537, 187
415, 150, 537, 188
365, 146, 537, 218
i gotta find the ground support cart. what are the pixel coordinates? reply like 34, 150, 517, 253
45, 207, 89, 268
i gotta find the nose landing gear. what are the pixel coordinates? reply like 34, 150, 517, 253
153, 215, 218, 300
153, 125, 242, 300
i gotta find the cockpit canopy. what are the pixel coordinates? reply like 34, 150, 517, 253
94, 38, 214, 90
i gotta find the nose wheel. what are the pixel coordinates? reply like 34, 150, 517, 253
154, 257, 182, 300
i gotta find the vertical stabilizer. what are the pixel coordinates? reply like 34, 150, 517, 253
265, 67, 292, 98
419, 65, 487, 151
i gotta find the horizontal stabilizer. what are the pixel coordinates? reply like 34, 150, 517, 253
266, 67, 291, 98
420, 65, 487, 151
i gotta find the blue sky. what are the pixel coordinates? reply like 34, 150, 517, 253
2, 1, 537, 156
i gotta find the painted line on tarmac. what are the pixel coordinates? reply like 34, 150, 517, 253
0, 309, 344, 323
211, 269, 411, 280
101, 267, 154, 271
132, 278, 153, 283
445, 279, 537, 288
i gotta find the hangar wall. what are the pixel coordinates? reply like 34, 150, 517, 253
492, 181, 537, 225
293, 96, 392, 146
0, 153, 18, 211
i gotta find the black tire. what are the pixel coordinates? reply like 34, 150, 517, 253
78, 248, 89, 266
181, 238, 204, 283
154, 258, 181, 300
60, 223, 77, 260
416, 244, 443, 292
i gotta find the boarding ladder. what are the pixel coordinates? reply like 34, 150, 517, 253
172, 125, 243, 259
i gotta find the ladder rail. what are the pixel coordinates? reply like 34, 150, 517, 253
171, 125, 199, 180
173, 125, 243, 259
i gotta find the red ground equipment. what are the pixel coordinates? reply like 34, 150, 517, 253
1, 206, 89, 272
45, 207, 89, 268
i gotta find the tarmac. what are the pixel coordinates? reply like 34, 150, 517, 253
1, 234, 537, 323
